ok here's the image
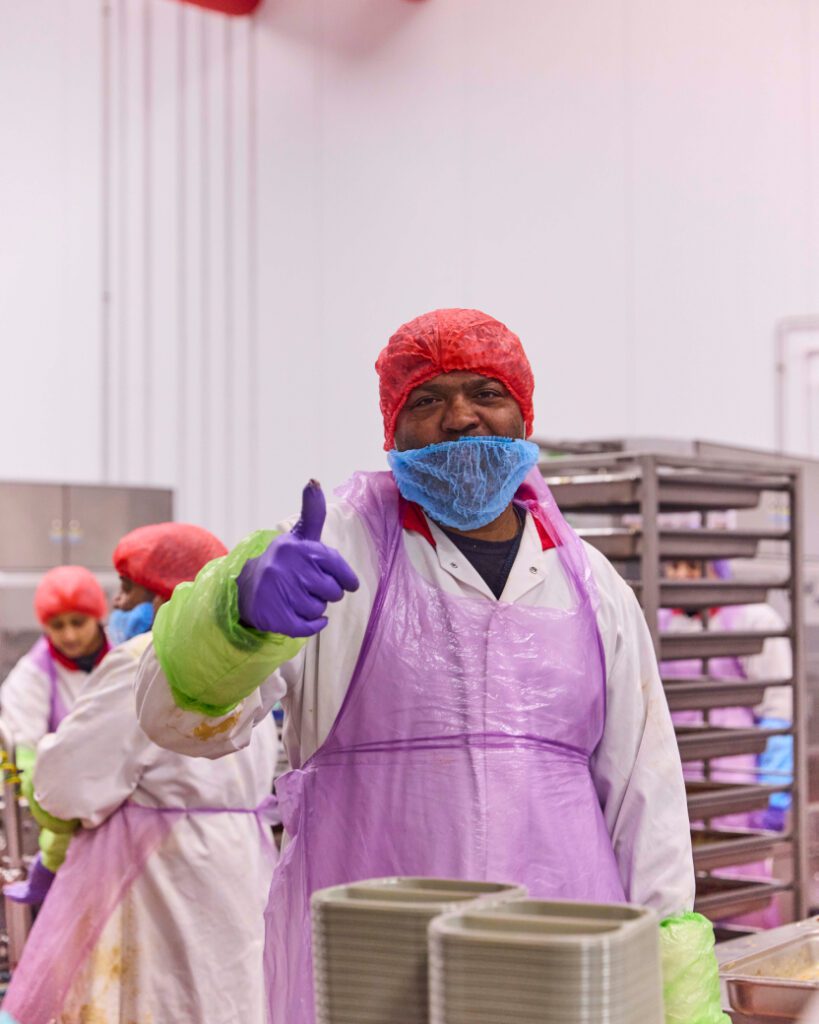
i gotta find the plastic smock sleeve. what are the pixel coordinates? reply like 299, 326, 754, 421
153, 530, 307, 717
660, 913, 730, 1024
588, 549, 695, 919
14, 745, 77, 871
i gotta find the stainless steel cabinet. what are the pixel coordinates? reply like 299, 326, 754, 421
0, 482, 173, 570
0, 484, 63, 570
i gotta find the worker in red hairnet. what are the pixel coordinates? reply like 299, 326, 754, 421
135, 310, 698, 1022
2, 523, 279, 1024
1, 566, 108, 905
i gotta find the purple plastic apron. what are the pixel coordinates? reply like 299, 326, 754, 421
28, 637, 70, 732
2, 797, 278, 1024
265, 470, 626, 1023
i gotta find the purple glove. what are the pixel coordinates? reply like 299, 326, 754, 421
4, 853, 55, 905
238, 481, 359, 638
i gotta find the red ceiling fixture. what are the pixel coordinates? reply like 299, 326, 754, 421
174, 0, 262, 14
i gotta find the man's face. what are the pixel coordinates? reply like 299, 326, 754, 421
113, 577, 157, 611
393, 371, 525, 452
44, 613, 101, 659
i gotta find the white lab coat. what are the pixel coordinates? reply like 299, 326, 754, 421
1, 647, 87, 749
136, 500, 695, 919
34, 633, 278, 1024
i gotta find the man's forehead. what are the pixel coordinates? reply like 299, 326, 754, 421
410, 371, 503, 393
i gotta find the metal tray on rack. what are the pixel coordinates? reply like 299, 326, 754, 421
576, 527, 780, 561
663, 678, 784, 712
721, 931, 819, 1020
640, 580, 782, 610
687, 781, 786, 818
694, 875, 785, 919
660, 631, 785, 661
544, 471, 765, 514
692, 828, 783, 871
675, 725, 780, 762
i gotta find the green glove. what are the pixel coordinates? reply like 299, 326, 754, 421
660, 912, 731, 1024
154, 530, 307, 717
39, 827, 73, 873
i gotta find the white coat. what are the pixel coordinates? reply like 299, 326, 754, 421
136, 500, 695, 920
34, 633, 278, 1024
1, 647, 87, 749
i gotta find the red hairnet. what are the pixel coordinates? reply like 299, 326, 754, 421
113, 523, 228, 601
34, 566, 108, 625
375, 308, 535, 450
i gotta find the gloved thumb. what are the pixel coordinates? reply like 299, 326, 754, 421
292, 480, 326, 542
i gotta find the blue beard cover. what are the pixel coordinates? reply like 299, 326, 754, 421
107, 602, 155, 646
388, 436, 540, 531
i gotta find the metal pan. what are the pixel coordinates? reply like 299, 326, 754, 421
691, 828, 782, 871
686, 781, 786, 819
663, 678, 781, 712
660, 631, 782, 661
652, 581, 783, 611
721, 931, 819, 1019
575, 528, 775, 561
546, 474, 764, 514
694, 876, 785, 920
675, 725, 784, 762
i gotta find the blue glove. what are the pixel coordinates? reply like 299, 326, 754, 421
237, 481, 359, 638
758, 717, 793, 813
4, 853, 55, 905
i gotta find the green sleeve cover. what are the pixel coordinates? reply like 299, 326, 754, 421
39, 828, 73, 872
22, 777, 79, 835
660, 912, 731, 1024
153, 530, 307, 717
16, 745, 79, 836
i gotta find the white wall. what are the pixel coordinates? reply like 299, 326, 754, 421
3, 0, 819, 544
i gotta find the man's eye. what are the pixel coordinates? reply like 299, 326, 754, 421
476, 390, 501, 400
411, 396, 437, 409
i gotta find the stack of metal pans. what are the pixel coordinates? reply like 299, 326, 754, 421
311, 877, 526, 1024
428, 899, 664, 1024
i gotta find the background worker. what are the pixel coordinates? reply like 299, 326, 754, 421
0, 565, 108, 904
1, 523, 279, 1024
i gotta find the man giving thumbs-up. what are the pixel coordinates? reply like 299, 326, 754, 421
136, 308, 694, 1024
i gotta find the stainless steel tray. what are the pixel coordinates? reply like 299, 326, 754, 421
721, 931, 819, 1019
652, 581, 782, 611
694, 876, 784, 919
660, 631, 784, 661
576, 527, 778, 561
687, 781, 786, 818
663, 678, 783, 712
692, 828, 782, 871
675, 725, 782, 762
545, 471, 765, 514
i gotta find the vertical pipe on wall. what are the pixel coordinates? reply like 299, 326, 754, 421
176, 3, 189, 513
246, 17, 259, 526
116, 0, 130, 479
142, 0, 154, 480
199, 18, 211, 523
100, 0, 113, 481
223, 20, 235, 536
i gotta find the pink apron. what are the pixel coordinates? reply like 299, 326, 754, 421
265, 470, 626, 1023
28, 637, 69, 733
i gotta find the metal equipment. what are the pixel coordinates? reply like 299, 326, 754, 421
538, 445, 807, 925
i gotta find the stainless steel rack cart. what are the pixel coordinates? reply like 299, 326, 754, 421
539, 450, 807, 923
